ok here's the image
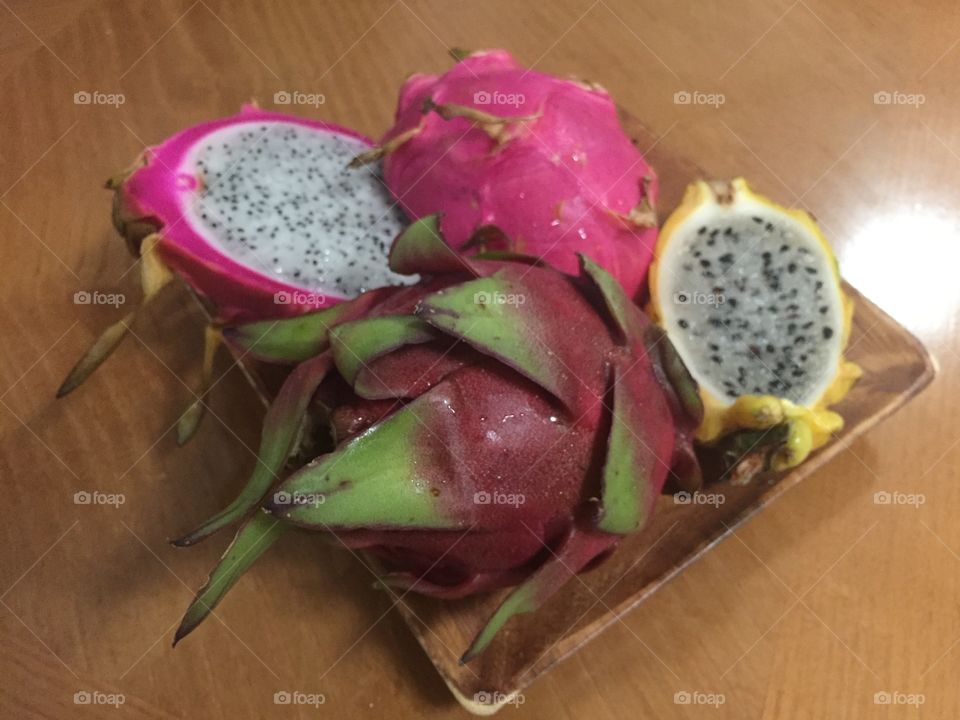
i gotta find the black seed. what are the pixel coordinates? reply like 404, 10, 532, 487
678, 319, 689, 329
822, 327, 834, 339
788, 262, 797, 274
719, 253, 734, 264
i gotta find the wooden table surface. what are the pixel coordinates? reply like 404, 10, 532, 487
1, 1, 957, 718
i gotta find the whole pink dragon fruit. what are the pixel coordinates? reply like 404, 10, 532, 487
59, 106, 410, 442
173, 217, 702, 661
366, 49, 658, 299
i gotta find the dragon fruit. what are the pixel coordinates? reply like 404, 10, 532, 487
173, 216, 702, 660
58, 106, 410, 441
649, 179, 862, 472
355, 49, 658, 299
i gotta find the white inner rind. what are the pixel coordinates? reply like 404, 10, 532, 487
657, 197, 844, 407
181, 121, 413, 297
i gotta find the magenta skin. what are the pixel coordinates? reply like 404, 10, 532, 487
381, 50, 659, 300
118, 106, 376, 323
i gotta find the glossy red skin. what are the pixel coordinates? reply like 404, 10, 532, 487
337, 361, 610, 593
381, 50, 658, 300
114, 107, 373, 324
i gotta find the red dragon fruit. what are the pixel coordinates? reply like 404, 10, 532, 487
356, 49, 658, 300
58, 106, 410, 441
173, 216, 702, 660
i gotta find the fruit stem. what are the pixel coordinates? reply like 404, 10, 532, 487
176, 325, 223, 445
422, 98, 540, 144
348, 126, 422, 168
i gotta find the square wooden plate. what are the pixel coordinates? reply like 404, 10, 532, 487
221, 112, 935, 715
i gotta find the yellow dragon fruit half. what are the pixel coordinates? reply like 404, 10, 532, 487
649, 178, 862, 471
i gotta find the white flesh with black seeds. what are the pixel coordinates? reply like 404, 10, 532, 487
657, 198, 845, 407
182, 121, 414, 297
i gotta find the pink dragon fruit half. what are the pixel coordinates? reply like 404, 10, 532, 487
109, 105, 410, 323
371, 49, 658, 299
59, 106, 410, 443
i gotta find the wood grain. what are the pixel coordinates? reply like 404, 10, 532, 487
1, 1, 958, 718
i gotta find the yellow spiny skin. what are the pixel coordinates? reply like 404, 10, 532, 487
649, 178, 862, 469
